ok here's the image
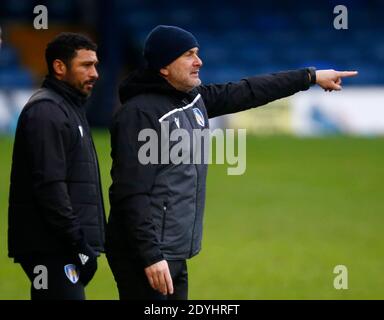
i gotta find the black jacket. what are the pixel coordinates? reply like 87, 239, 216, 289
8, 76, 106, 258
106, 68, 311, 267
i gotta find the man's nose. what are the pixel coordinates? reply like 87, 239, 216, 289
194, 55, 203, 67
90, 66, 99, 79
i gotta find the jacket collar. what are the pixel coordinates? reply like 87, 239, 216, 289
118, 67, 196, 104
42, 75, 88, 107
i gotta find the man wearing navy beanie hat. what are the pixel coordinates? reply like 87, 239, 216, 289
106, 25, 358, 300
144, 25, 200, 71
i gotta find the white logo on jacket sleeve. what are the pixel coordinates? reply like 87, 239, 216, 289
78, 253, 89, 265
174, 117, 180, 128
193, 108, 205, 127
64, 264, 79, 284
78, 125, 84, 137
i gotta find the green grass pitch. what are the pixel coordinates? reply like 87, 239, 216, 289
1, 131, 383, 299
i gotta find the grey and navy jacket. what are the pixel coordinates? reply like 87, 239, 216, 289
8, 76, 106, 258
107, 67, 312, 267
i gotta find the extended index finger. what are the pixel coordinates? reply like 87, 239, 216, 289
337, 71, 358, 78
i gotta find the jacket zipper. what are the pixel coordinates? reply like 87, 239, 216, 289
161, 203, 167, 242
189, 165, 199, 256
90, 138, 106, 246
181, 101, 201, 257
75, 108, 106, 247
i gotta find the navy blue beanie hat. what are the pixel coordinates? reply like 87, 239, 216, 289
144, 25, 199, 71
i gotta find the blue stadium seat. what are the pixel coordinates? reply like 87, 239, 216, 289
0, 46, 19, 68
2, 0, 377, 85
0, 68, 34, 89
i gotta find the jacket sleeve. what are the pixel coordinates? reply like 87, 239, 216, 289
197, 68, 311, 118
21, 100, 84, 247
109, 106, 164, 267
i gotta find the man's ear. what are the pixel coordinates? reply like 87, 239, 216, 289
159, 67, 169, 77
52, 59, 67, 78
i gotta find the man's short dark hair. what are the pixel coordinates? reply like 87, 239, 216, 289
45, 32, 97, 75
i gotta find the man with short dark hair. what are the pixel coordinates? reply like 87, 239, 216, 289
8, 32, 106, 300
106, 25, 358, 300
